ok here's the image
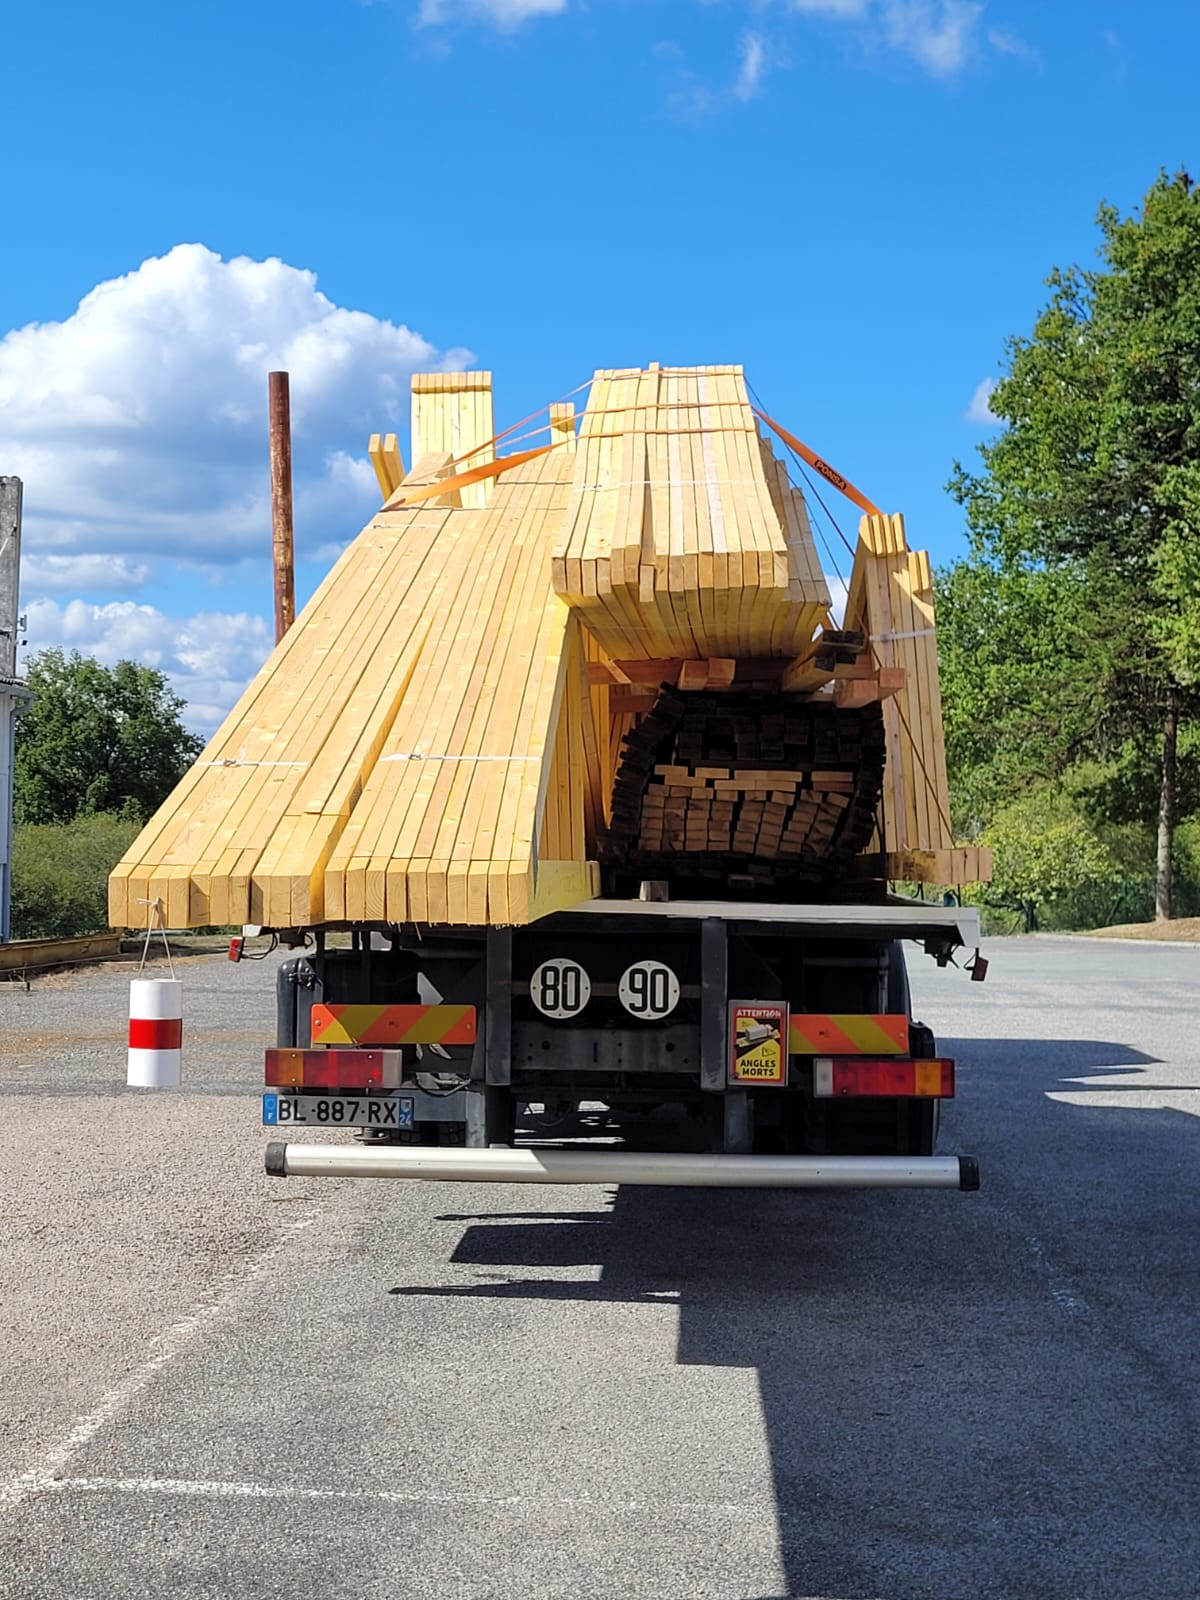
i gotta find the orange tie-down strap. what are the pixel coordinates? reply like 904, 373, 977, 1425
380, 440, 569, 511
753, 409, 882, 519
789, 1014, 909, 1056
311, 1004, 477, 1047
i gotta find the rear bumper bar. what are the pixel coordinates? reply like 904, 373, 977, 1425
266, 1143, 980, 1190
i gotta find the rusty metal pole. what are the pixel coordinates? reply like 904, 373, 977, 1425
268, 371, 295, 643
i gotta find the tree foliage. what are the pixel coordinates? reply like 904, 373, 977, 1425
15, 650, 202, 826
936, 556, 1115, 827
946, 170, 1200, 917
952, 172, 1200, 633
974, 787, 1123, 933
11, 813, 142, 939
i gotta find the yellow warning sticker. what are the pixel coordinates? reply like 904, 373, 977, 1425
729, 1001, 789, 1086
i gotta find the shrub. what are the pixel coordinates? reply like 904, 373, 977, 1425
976, 787, 1123, 933
11, 813, 142, 939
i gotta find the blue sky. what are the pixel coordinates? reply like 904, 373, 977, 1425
1, 0, 1195, 727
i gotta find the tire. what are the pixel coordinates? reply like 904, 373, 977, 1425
820, 1097, 933, 1156
885, 941, 911, 1016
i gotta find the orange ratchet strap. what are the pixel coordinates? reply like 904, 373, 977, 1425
753, 408, 882, 518
381, 439, 570, 511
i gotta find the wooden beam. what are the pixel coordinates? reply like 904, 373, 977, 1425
608, 689, 658, 713
550, 403, 576, 452
586, 659, 675, 686
834, 667, 907, 708
587, 656, 751, 689
551, 365, 828, 661
851, 847, 993, 884
411, 371, 495, 508
780, 625, 869, 693
382, 432, 404, 489
0, 932, 121, 972
368, 432, 406, 500
781, 658, 833, 693
368, 434, 391, 499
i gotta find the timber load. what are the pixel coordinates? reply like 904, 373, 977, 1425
109, 364, 991, 931
602, 688, 886, 895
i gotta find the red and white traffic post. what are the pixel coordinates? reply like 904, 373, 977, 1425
127, 978, 183, 1088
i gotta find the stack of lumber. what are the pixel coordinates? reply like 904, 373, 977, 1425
409, 372, 495, 509
109, 363, 988, 932
603, 687, 884, 893
843, 513, 989, 885
109, 440, 598, 930
552, 365, 830, 659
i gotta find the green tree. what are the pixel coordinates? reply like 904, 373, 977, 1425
15, 650, 202, 825
950, 170, 1200, 918
977, 787, 1123, 934
935, 555, 1119, 829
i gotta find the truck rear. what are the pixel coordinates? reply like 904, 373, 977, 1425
263, 897, 981, 1191
110, 362, 991, 1193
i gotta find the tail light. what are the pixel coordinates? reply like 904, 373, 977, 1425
265, 1048, 403, 1090
813, 1057, 954, 1098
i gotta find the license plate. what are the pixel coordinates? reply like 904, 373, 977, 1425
262, 1094, 414, 1129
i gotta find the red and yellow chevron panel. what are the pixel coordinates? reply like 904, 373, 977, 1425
310, 1004, 477, 1047
788, 1014, 909, 1056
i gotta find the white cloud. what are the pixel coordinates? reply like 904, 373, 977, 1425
790, 0, 870, 15
415, 0, 1020, 82
965, 376, 1000, 424
672, 30, 777, 118
789, 0, 985, 76
417, 0, 567, 26
22, 598, 273, 734
880, 1, 981, 75
412, 0, 1024, 82
733, 32, 770, 100
0, 244, 471, 584
19, 554, 149, 595
986, 26, 1037, 61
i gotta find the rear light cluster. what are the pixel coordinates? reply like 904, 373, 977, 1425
264, 1048, 403, 1090
813, 1057, 955, 1099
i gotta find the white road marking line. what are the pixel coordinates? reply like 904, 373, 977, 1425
43, 1475, 778, 1523
0, 1213, 322, 1515
1025, 1233, 1088, 1316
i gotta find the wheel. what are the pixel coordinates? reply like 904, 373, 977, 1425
889, 944, 941, 1154
885, 940, 911, 1016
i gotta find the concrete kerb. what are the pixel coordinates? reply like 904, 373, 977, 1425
1031, 932, 1200, 951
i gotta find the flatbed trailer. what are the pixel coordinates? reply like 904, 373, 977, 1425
264, 897, 981, 1192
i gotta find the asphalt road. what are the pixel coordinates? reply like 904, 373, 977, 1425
1, 937, 1198, 1599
